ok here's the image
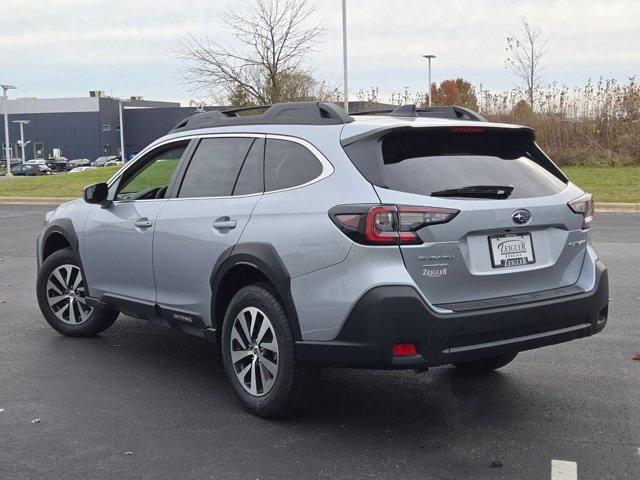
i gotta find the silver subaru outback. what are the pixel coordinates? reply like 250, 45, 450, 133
36, 102, 609, 417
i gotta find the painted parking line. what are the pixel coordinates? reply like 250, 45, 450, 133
552, 460, 577, 480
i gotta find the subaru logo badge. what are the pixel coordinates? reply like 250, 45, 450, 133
512, 210, 532, 225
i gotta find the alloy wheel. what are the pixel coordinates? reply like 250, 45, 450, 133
46, 264, 93, 325
229, 307, 279, 396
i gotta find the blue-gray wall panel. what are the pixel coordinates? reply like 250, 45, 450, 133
123, 107, 204, 157
0, 111, 101, 160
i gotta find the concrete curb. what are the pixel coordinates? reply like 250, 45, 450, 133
0, 197, 77, 205
0, 197, 638, 213
595, 202, 639, 213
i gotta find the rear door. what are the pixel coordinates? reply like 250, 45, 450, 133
153, 135, 264, 325
345, 126, 588, 306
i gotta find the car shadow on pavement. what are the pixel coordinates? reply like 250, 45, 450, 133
40, 315, 537, 431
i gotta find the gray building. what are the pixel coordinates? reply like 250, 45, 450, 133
1, 94, 394, 163
0, 92, 178, 162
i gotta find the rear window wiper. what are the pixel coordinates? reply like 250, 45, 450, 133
430, 185, 514, 199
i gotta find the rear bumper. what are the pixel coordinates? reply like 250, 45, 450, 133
296, 260, 609, 369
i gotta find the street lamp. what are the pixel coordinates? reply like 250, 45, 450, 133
422, 55, 436, 106
13, 120, 30, 163
2, 84, 17, 176
341, 0, 349, 113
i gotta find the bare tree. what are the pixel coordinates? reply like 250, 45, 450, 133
506, 17, 549, 108
176, 0, 324, 105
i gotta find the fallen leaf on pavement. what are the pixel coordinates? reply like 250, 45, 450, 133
632, 354, 640, 361
32, 418, 42, 425
0, 408, 5, 413
0, 299, 6, 304
489, 461, 504, 468
124, 451, 133, 456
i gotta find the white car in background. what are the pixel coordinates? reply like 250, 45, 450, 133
25, 159, 47, 165
68, 166, 96, 174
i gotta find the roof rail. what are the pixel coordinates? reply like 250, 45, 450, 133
350, 105, 487, 122
170, 101, 353, 133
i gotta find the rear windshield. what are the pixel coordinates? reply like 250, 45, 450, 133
344, 128, 567, 199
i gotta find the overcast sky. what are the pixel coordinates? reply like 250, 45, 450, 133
1, 0, 638, 104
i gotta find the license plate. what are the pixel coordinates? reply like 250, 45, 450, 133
488, 233, 535, 268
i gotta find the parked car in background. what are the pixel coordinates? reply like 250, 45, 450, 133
46, 157, 69, 172
25, 159, 48, 165
66, 158, 91, 171
104, 159, 124, 167
68, 166, 96, 174
11, 164, 52, 176
91, 156, 118, 167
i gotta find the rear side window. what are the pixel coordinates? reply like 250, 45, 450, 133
179, 137, 254, 198
344, 128, 567, 199
265, 139, 323, 192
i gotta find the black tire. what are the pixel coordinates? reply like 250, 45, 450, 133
453, 352, 518, 373
221, 283, 318, 418
36, 248, 118, 337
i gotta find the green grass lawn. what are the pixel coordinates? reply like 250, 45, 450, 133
563, 165, 640, 203
0, 166, 121, 198
0, 164, 638, 203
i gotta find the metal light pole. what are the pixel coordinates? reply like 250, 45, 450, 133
1, 84, 17, 175
13, 120, 30, 163
422, 55, 436, 106
341, 0, 349, 113
118, 100, 126, 162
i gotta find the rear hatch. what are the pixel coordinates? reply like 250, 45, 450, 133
342, 124, 589, 307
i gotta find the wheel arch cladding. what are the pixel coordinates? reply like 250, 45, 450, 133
42, 219, 79, 261
210, 242, 302, 341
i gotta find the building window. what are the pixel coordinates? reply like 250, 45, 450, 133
115, 125, 121, 132
101, 124, 111, 132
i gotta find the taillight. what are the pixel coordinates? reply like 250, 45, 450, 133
568, 193, 594, 229
330, 204, 459, 245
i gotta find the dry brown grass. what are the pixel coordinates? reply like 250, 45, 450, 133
360, 77, 639, 166
480, 78, 640, 166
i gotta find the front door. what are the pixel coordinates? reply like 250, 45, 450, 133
153, 135, 265, 325
82, 141, 188, 304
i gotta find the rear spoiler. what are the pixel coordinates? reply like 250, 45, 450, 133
340, 124, 535, 147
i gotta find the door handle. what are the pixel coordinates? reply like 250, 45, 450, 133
213, 218, 237, 230
134, 218, 153, 229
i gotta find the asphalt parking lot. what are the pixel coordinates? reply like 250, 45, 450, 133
0, 204, 638, 480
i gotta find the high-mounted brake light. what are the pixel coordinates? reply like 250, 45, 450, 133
329, 204, 459, 245
568, 193, 594, 229
450, 127, 486, 134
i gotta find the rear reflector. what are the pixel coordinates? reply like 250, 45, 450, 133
393, 343, 418, 357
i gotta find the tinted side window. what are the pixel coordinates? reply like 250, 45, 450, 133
179, 138, 254, 198
116, 144, 186, 201
264, 139, 323, 192
233, 138, 264, 196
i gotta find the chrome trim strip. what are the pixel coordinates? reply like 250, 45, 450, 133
108, 132, 334, 201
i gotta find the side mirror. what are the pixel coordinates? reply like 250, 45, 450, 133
83, 183, 109, 205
